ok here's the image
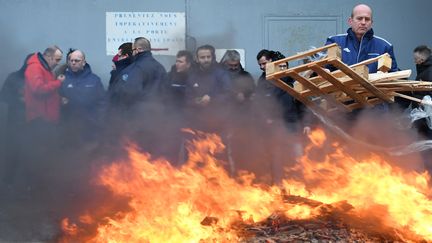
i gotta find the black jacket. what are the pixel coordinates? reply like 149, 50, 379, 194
165, 65, 189, 109
0, 54, 32, 125
255, 73, 304, 125
416, 56, 432, 82
226, 67, 255, 100
108, 57, 132, 91
110, 51, 167, 108
185, 63, 231, 106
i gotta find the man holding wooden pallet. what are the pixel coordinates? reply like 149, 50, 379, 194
325, 4, 399, 73
324, 3, 400, 113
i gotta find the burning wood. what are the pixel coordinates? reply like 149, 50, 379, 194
201, 216, 219, 226
240, 219, 400, 242
200, 196, 414, 242
58, 129, 432, 242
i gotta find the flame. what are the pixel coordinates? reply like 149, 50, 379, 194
307, 127, 326, 147
60, 128, 432, 242
284, 129, 432, 240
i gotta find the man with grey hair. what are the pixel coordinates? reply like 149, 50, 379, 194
220, 50, 255, 103
325, 3, 398, 73
220, 50, 256, 175
110, 37, 166, 110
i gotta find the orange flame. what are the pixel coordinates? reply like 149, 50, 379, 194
284, 128, 432, 241
61, 128, 432, 242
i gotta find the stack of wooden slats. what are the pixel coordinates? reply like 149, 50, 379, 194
265, 43, 432, 113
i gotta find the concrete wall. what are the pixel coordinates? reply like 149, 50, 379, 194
0, 0, 431, 83
0, 0, 431, 150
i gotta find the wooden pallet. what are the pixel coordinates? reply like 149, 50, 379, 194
265, 43, 432, 113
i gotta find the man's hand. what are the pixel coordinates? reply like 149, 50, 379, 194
57, 74, 66, 82
199, 94, 211, 106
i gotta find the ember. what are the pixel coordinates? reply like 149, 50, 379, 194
59, 128, 432, 242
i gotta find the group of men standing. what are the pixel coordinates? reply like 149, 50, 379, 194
0, 35, 309, 185
1, 3, 432, 187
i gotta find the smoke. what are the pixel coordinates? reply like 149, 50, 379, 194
1, 66, 432, 241
306, 105, 427, 172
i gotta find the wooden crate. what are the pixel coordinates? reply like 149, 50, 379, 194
265, 44, 430, 113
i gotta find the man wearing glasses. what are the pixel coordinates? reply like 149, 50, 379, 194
60, 50, 106, 145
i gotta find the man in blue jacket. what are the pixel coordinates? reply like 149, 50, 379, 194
60, 50, 106, 144
326, 4, 398, 73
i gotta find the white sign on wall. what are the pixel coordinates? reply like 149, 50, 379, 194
106, 12, 186, 56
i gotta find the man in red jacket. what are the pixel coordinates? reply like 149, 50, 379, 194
24, 45, 65, 124
18, 46, 65, 196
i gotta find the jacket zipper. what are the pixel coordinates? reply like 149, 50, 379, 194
356, 34, 365, 63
